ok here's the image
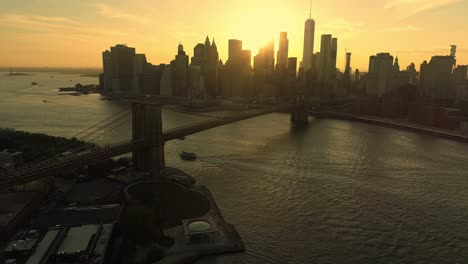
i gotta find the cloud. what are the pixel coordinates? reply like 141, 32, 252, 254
380, 25, 424, 32
93, 3, 150, 24
0, 14, 126, 38
384, 0, 464, 17
321, 19, 365, 35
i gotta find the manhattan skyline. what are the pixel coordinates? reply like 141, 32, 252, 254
1, 0, 468, 69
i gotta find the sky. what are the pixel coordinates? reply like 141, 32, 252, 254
1, 0, 468, 71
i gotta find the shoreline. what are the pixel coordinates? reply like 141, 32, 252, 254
310, 110, 468, 143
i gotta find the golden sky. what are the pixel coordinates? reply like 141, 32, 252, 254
1, 0, 467, 71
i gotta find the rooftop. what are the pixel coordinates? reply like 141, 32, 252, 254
57, 225, 99, 255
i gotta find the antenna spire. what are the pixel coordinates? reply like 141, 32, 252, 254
309, 0, 312, 19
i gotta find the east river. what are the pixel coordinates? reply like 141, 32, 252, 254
1, 72, 467, 263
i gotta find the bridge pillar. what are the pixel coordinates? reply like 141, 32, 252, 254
291, 96, 309, 127
132, 103, 165, 176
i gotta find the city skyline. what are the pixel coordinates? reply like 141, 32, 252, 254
1, 0, 468, 70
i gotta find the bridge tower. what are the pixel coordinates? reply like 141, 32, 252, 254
132, 102, 165, 176
291, 94, 309, 126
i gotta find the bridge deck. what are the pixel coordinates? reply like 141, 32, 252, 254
0, 106, 291, 189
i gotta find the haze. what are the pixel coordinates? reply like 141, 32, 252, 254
1, 0, 467, 70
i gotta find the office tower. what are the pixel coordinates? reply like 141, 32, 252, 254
450, 45, 457, 57
288, 57, 298, 79
454, 65, 468, 100
366, 53, 394, 96
160, 64, 174, 96
344, 52, 352, 78
102, 50, 112, 93
354, 69, 360, 82
223, 39, 252, 97
191, 43, 205, 66
264, 39, 275, 76
110, 44, 137, 93
229, 39, 242, 60
331, 37, 338, 74
406, 63, 418, 85
203, 37, 220, 97
420, 56, 456, 100
277, 32, 289, 71
393, 57, 400, 72
189, 37, 219, 97
317, 34, 332, 81
174, 43, 189, 97
302, 18, 316, 71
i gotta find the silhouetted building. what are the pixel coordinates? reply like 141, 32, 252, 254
344, 52, 352, 78
317, 34, 335, 81
419, 56, 456, 100
276, 32, 289, 71
302, 17, 316, 72
454, 65, 468, 100
254, 40, 277, 97
354, 69, 360, 82
367, 53, 394, 96
110, 44, 137, 93
174, 44, 190, 97
331, 38, 338, 75
450, 45, 457, 57
288, 57, 298, 80
102, 50, 112, 92
406, 63, 418, 85
203, 37, 220, 97
223, 39, 252, 97
160, 64, 174, 96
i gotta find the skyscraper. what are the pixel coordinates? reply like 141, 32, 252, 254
344, 52, 352, 78
366, 53, 394, 96
450, 45, 457, 57
419, 55, 456, 99
331, 38, 338, 74
276, 32, 289, 71
317, 34, 333, 81
174, 43, 189, 97
223, 39, 252, 97
102, 50, 112, 93
110, 44, 137, 93
301, 18, 316, 71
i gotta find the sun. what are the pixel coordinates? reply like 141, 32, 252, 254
229, 2, 298, 55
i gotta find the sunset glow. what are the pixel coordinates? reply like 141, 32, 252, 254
1, 0, 467, 70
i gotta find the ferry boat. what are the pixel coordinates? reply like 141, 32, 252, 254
180, 151, 197, 161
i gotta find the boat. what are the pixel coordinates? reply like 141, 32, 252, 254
31, 82, 38, 85
177, 136, 186, 140
180, 151, 197, 161
42, 100, 49, 103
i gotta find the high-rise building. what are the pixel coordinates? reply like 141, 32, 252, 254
174, 43, 189, 97
419, 56, 456, 99
354, 69, 360, 82
276, 32, 289, 71
301, 18, 316, 72
102, 50, 112, 92
344, 52, 352, 78
366, 53, 394, 96
406, 63, 418, 85
223, 39, 252, 97
450, 45, 457, 57
229, 39, 242, 60
109, 44, 137, 94
288, 57, 298, 79
317, 34, 333, 81
331, 37, 338, 74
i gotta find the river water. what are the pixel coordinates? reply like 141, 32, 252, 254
1, 72, 468, 264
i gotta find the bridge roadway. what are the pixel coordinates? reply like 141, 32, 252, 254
0, 105, 291, 189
